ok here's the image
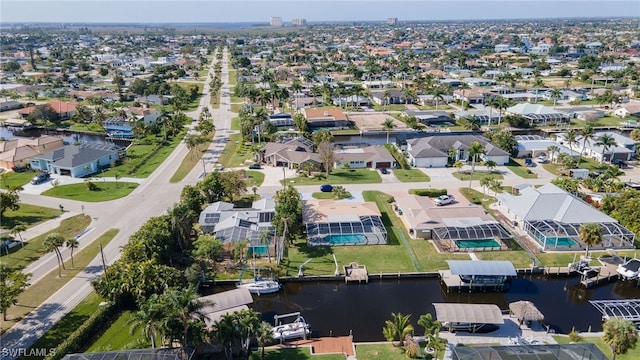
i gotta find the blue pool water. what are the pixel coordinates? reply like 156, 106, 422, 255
545, 237, 577, 247
455, 239, 501, 249
324, 234, 366, 245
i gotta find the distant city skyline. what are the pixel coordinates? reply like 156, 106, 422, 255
1, 1, 638, 24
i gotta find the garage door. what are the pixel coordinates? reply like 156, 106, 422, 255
375, 162, 391, 169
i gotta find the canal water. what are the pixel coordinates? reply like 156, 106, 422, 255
219, 275, 640, 342
0, 127, 107, 144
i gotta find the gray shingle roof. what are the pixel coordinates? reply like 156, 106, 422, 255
35, 143, 121, 168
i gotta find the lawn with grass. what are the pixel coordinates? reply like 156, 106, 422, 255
249, 347, 345, 360
240, 170, 265, 187
452, 170, 504, 181
228, 70, 237, 86
393, 169, 431, 182
1, 170, 40, 189
2, 228, 118, 332
1, 203, 62, 229
356, 343, 441, 360
170, 132, 215, 183
230, 103, 243, 113
372, 104, 407, 111
553, 335, 640, 360
217, 135, 262, 168
86, 310, 150, 352
285, 169, 382, 186
22, 292, 104, 360
475, 251, 534, 269
0, 215, 91, 271
506, 158, 538, 179
542, 156, 614, 176
231, 116, 241, 130
311, 191, 352, 200
99, 135, 184, 178
41, 181, 138, 202
66, 123, 105, 133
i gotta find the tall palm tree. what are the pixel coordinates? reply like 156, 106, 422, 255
480, 176, 492, 198
255, 321, 274, 360
578, 124, 595, 165
468, 141, 486, 188
495, 97, 509, 125
157, 107, 172, 142
431, 87, 446, 111
550, 88, 562, 108
129, 294, 165, 348
485, 96, 498, 126
596, 133, 617, 164
462, 115, 481, 131
382, 89, 391, 112
547, 145, 560, 163
564, 129, 579, 158
165, 286, 211, 348
44, 233, 66, 276
382, 119, 395, 144
458, 82, 470, 110
579, 223, 603, 255
65, 238, 79, 268
10, 224, 26, 248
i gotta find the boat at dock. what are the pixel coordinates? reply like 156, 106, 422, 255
272, 312, 311, 341
236, 279, 281, 295
616, 258, 640, 280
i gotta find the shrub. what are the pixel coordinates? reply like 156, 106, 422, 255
569, 327, 583, 343
409, 188, 447, 197
84, 180, 99, 191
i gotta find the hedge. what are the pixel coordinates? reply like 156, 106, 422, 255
384, 144, 410, 170
409, 188, 447, 197
45, 302, 118, 360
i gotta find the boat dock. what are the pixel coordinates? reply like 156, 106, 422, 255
344, 262, 368, 283
580, 262, 620, 288
439, 270, 510, 292
544, 267, 574, 276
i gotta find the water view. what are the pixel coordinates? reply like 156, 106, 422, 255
0, 127, 107, 145
227, 275, 640, 342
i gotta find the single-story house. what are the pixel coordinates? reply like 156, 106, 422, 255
302, 107, 350, 129
514, 135, 578, 159
266, 113, 295, 129
506, 103, 570, 125
263, 137, 321, 170
453, 88, 486, 105
334, 146, 396, 169
416, 94, 454, 107
332, 95, 370, 107
198, 199, 276, 256
0, 135, 64, 170
403, 110, 455, 126
303, 200, 387, 246
370, 90, 408, 105
30, 143, 125, 178
463, 77, 497, 87
18, 100, 78, 120
0, 100, 21, 112
613, 102, 640, 118
135, 94, 171, 106
496, 183, 635, 251
406, 135, 510, 168
555, 131, 634, 162
128, 107, 160, 126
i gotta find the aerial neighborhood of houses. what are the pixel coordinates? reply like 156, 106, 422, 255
2, 14, 640, 360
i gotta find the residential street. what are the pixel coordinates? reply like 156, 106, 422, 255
0, 48, 236, 358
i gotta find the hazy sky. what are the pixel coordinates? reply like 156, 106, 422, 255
1, 0, 639, 23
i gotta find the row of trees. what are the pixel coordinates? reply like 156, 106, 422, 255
382, 312, 446, 359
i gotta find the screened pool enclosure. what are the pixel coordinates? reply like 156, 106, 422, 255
524, 219, 635, 251
306, 215, 387, 246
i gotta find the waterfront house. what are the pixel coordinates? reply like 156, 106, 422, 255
333, 146, 396, 169
30, 143, 124, 178
506, 103, 570, 126
302, 108, 350, 129
406, 135, 509, 168
263, 137, 321, 170
0, 135, 64, 170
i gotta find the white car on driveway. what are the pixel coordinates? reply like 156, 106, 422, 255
434, 194, 454, 206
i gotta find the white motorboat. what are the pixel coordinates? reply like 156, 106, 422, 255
236, 279, 281, 295
616, 258, 640, 280
272, 317, 311, 341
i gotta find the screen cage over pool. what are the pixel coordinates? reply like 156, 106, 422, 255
524, 220, 636, 251
306, 215, 387, 246
432, 223, 512, 252
62, 347, 196, 360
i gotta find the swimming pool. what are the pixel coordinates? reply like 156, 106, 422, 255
545, 237, 577, 247
324, 234, 367, 245
455, 239, 501, 249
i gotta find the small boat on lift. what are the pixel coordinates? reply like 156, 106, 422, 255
616, 258, 640, 280
272, 313, 311, 341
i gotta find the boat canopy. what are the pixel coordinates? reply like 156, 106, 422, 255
446, 260, 517, 276
199, 288, 253, 327
433, 303, 504, 324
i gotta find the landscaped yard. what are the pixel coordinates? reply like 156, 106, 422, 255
2, 228, 118, 332
542, 156, 612, 176
393, 169, 431, 182
99, 135, 185, 178
217, 135, 262, 168
506, 158, 538, 179
553, 334, 640, 360
41, 181, 138, 202
86, 310, 150, 352
244, 170, 265, 187
356, 343, 441, 360
1, 203, 62, 229
452, 170, 504, 181
1, 170, 40, 189
475, 251, 534, 269
249, 348, 345, 360
284, 169, 382, 185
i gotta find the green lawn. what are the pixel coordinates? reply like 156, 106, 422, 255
356, 343, 442, 360
506, 158, 538, 179
66, 123, 105, 133
244, 170, 265, 187
86, 310, 150, 352
285, 169, 382, 186
452, 170, 504, 181
41, 182, 138, 202
230, 103, 243, 113
475, 251, 534, 269
21, 292, 105, 360
553, 335, 640, 360
228, 70, 237, 86
170, 132, 215, 183
393, 169, 431, 182
372, 104, 407, 111
1, 170, 40, 189
3, 228, 118, 332
231, 116, 241, 130
249, 347, 345, 360
1, 203, 62, 229
217, 135, 262, 168
0, 214, 91, 271
311, 191, 351, 200
542, 157, 613, 176
99, 135, 184, 178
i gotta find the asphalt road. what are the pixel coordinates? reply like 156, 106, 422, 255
0, 48, 236, 358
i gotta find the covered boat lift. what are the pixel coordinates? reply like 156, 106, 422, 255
439, 260, 517, 292
198, 288, 253, 328
434, 303, 504, 333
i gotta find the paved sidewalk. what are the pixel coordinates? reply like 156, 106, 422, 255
18, 210, 78, 243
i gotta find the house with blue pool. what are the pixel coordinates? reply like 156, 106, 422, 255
303, 200, 387, 246
30, 143, 125, 178
496, 183, 635, 251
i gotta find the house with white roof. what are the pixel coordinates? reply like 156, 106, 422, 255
514, 135, 578, 159
406, 135, 509, 168
506, 103, 570, 126
496, 183, 635, 251
555, 131, 634, 162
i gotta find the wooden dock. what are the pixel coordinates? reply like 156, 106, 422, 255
581, 263, 619, 288
344, 262, 368, 283
544, 267, 574, 276
438, 270, 508, 293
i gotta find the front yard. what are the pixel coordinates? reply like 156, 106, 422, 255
283, 169, 382, 185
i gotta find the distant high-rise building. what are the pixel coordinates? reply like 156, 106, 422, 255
291, 18, 307, 26
387, 18, 398, 25
270, 17, 283, 27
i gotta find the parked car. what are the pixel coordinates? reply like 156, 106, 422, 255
379, 168, 389, 174
248, 163, 261, 169
524, 158, 535, 167
30, 172, 50, 185
320, 184, 333, 192
536, 155, 548, 163
434, 194, 454, 206
612, 159, 629, 168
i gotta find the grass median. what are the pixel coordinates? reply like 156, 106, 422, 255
170, 132, 216, 183
2, 228, 119, 333
41, 182, 138, 202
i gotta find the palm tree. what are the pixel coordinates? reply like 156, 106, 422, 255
65, 238, 79, 268
564, 129, 579, 158
44, 233, 66, 277
259, 230, 272, 263
382, 119, 395, 144
383, 312, 414, 347
547, 145, 560, 163
489, 179, 503, 197
550, 88, 562, 108
579, 223, 602, 256
431, 87, 446, 111
382, 89, 391, 112
214, 313, 241, 360
596, 133, 617, 164
129, 294, 165, 348
255, 321, 274, 359
485, 96, 499, 126
495, 97, 509, 125
468, 141, 485, 185
480, 176, 492, 199
10, 224, 26, 248
485, 160, 497, 173
458, 82, 470, 110
165, 286, 211, 348
578, 124, 595, 165
461, 115, 481, 131
157, 107, 172, 142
